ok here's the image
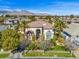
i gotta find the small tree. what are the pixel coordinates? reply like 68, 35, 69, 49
40, 41, 47, 52
51, 35, 57, 46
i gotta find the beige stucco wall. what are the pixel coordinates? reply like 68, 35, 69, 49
25, 28, 54, 40
25, 28, 42, 40
25, 28, 42, 35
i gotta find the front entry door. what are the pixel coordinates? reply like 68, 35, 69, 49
36, 29, 41, 40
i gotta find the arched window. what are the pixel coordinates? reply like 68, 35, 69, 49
46, 31, 52, 40
26, 31, 33, 40
26, 31, 32, 36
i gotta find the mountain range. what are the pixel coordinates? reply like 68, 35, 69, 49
0, 9, 51, 16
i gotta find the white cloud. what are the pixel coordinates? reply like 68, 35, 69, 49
0, 0, 15, 5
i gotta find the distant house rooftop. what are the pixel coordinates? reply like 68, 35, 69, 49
4, 19, 18, 24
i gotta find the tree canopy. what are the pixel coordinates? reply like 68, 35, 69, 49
0, 29, 21, 51
70, 15, 74, 19
28, 16, 36, 21
54, 18, 67, 31
45, 16, 52, 23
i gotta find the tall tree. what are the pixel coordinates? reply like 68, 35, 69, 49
45, 16, 52, 23
0, 32, 2, 49
28, 16, 36, 21
70, 15, 74, 20
54, 18, 67, 31
0, 16, 4, 24
18, 21, 29, 40
20, 21, 29, 31
53, 18, 67, 40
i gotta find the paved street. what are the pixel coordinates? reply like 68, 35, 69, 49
10, 53, 21, 59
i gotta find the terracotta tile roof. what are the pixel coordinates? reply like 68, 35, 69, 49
28, 20, 53, 29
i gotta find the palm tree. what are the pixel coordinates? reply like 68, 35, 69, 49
28, 16, 36, 21
70, 15, 74, 23
0, 17, 4, 24
16, 20, 29, 40
54, 18, 67, 31
53, 18, 67, 40
39, 16, 44, 19
70, 15, 74, 20
0, 15, 5, 24
45, 16, 52, 23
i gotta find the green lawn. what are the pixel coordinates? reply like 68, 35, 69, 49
22, 52, 75, 57
0, 53, 10, 58
49, 45, 69, 51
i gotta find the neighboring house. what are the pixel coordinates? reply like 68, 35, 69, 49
0, 25, 9, 31
4, 19, 18, 25
25, 20, 54, 41
63, 23, 79, 49
61, 31, 71, 40
3, 19, 18, 29
64, 23, 79, 36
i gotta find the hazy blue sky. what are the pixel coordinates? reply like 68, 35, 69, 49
0, 0, 79, 15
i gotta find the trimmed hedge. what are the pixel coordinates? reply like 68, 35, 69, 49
0, 53, 9, 58
22, 52, 75, 57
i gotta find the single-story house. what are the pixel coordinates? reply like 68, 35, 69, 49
25, 20, 54, 41
4, 19, 18, 25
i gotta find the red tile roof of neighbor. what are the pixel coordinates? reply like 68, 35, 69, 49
27, 20, 53, 29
